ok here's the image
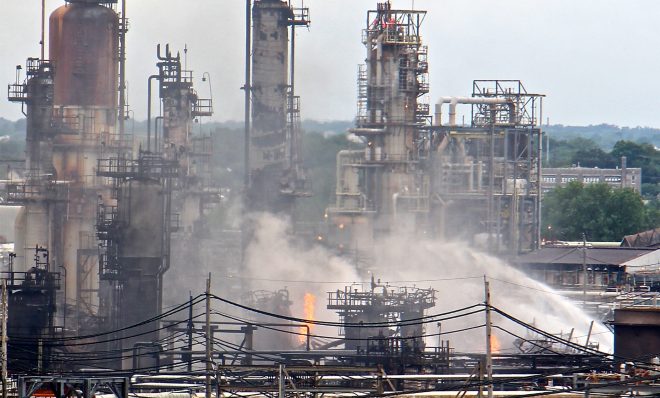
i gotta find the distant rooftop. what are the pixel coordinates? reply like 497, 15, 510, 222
514, 246, 655, 267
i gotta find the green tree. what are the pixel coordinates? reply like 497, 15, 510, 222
297, 132, 360, 222
542, 181, 651, 241
571, 147, 616, 168
611, 140, 659, 185
547, 137, 600, 167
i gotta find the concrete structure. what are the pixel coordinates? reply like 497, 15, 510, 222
542, 157, 641, 194
613, 307, 660, 362
247, 0, 309, 214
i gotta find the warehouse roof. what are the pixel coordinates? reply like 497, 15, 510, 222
514, 246, 656, 267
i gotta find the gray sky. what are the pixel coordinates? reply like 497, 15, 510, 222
2, 0, 660, 127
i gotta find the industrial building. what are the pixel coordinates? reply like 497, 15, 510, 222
542, 157, 642, 194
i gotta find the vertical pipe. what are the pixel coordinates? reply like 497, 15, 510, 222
187, 293, 193, 372
244, 0, 252, 191
278, 364, 286, 398
41, 0, 45, 61
484, 277, 493, 398
582, 234, 587, 308
537, 98, 544, 249
59, 266, 67, 333
241, 0, 253, 276
1, 280, 7, 398
147, 76, 159, 152
289, 18, 296, 171
245, 325, 254, 365
487, 121, 495, 252
585, 320, 594, 348
205, 274, 212, 398
478, 359, 484, 398
118, 0, 127, 146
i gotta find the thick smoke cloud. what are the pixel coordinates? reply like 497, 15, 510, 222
240, 213, 612, 353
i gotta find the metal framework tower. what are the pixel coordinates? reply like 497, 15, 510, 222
431, 80, 544, 254
95, 45, 212, 368
327, 278, 435, 352
327, 1, 430, 258
96, 153, 178, 366
247, 0, 310, 214
3, 247, 60, 372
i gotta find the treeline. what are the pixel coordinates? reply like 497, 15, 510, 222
542, 181, 660, 242
544, 123, 660, 149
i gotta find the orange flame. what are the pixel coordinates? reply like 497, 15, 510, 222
299, 293, 316, 344
490, 334, 501, 354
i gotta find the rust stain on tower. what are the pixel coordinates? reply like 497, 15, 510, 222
49, 3, 119, 108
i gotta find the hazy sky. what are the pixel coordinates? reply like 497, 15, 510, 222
2, 0, 660, 127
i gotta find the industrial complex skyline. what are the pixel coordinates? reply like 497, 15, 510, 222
2, 0, 660, 127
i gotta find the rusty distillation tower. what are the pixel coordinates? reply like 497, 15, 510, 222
7, 0, 128, 333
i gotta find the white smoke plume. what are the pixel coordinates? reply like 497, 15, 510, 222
239, 213, 613, 354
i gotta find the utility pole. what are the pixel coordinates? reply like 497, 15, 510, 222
278, 364, 285, 398
187, 293, 193, 372
205, 274, 212, 398
484, 277, 493, 398
2, 280, 7, 398
585, 320, 594, 348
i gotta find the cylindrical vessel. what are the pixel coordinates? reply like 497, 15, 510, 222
13, 204, 50, 271
49, 3, 119, 107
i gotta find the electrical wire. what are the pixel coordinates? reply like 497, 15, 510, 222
226, 275, 484, 284
211, 294, 484, 327
9, 293, 206, 342
210, 309, 485, 342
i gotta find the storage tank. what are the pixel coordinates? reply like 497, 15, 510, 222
13, 205, 51, 272
49, 2, 119, 107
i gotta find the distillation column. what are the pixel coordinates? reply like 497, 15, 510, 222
247, 0, 308, 215
49, 0, 121, 326
8, 60, 59, 273
328, 1, 430, 257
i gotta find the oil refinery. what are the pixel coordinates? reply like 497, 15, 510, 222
0, 0, 658, 397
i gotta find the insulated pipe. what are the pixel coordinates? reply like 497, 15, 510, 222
146, 75, 159, 152
348, 128, 387, 135
434, 97, 514, 127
